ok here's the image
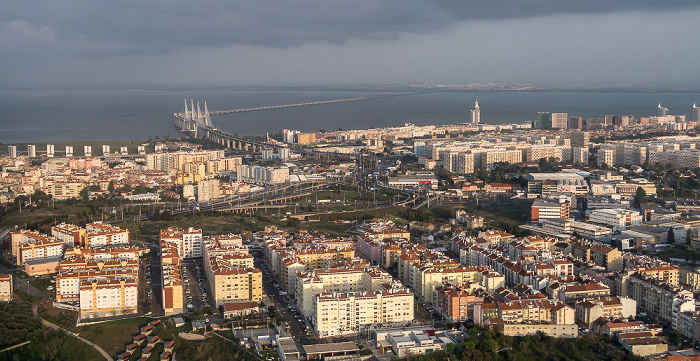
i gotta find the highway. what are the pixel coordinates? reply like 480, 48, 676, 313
109, 174, 422, 225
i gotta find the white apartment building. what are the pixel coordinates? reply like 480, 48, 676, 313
295, 267, 393, 316
51, 223, 85, 247
238, 165, 289, 185
79, 278, 138, 319
160, 227, 203, 259
589, 209, 642, 232
10, 230, 64, 266
197, 178, 220, 203
85, 222, 130, 248
312, 288, 414, 337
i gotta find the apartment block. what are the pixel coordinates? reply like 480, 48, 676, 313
160, 227, 203, 259
205, 255, 262, 307
590, 244, 623, 272
474, 300, 575, 328
238, 165, 289, 185
575, 297, 637, 328
10, 230, 64, 266
84, 222, 130, 248
79, 278, 138, 319
161, 242, 184, 316
434, 284, 487, 321
312, 288, 414, 337
51, 223, 86, 247
46, 181, 85, 200
0, 274, 12, 302
295, 267, 393, 316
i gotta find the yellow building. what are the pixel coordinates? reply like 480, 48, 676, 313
296, 133, 316, 144
176, 172, 202, 185
205, 255, 262, 307
46, 181, 85, 200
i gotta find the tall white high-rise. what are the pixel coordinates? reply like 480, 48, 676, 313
692, 103, 700, 123
658, 103, 668, 117
27, 145, 36, 158
471, 99, 480, 124
8, 145, 17, 158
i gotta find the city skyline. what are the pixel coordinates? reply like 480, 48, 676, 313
2, 1, 700, 89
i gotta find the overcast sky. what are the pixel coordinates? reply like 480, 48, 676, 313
2, 1, 700, 89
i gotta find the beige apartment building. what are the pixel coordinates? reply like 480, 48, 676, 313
51, 223, 86, 247
312, 288, 414, 337
79, 278, 138, 319
0, 274, 13, 302
10, 230, 64, 266
84, 222, 130, 248
46, 181, 85, 200
205, 255, 262, 307
295, 267, 393, 316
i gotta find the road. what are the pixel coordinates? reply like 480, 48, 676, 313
256, 258, 313, 347
31, 303, 113, 361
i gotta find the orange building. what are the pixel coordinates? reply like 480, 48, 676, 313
434, 284, 486, 321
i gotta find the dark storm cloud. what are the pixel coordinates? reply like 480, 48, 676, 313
2, 0, 699, 54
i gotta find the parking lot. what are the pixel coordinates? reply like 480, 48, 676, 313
181, 259, 213, 312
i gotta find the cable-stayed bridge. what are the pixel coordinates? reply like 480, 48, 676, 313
173, 96, 372, 156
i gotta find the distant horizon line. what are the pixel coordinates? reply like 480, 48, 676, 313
4, 82, 700, 94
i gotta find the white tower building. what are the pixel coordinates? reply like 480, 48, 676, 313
692, 103, 700, 123
471, 99, 480, 124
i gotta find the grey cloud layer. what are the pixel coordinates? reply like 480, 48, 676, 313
3, 0, 699, 54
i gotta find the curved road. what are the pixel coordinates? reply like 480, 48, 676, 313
31, 303, 113, 361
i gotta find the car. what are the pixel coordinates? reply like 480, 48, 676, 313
47, 286, 54, 291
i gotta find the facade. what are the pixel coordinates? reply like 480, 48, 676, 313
434, 284, 486, 321
160, 227, 203, 259
11, 230, 64, 266
46, 181, 85, 200
237, 165, 289, 185
79, 278, 138, 319
85, 222, 130, 248
51, 223, 86, 247
205, 255, 262, 307
312, 288, 414, 337
197, 178, 220, 203
531, 199, 570, 224
0, 274, 12, 302
589, 209, 642, 232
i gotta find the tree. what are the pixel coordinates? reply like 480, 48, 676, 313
79, 187, 89, 201
668, 227, 675, 244
108, 180, 115, 193
634, 187, 647, 206
287, 217, 300, 228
